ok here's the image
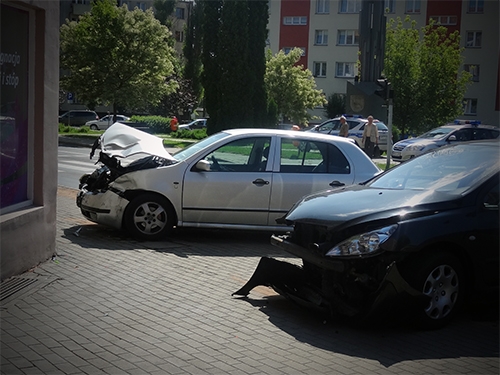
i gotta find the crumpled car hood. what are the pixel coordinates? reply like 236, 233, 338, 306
285, 184, 458, 227
99, 122, 176, 161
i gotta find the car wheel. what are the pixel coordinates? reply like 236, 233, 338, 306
124, 194, 174, 241
90, 124, 98, 130
406, 252, 464, 329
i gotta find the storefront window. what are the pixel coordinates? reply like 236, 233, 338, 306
1, 4, 30, 212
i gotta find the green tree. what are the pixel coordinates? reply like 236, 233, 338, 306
153, 0, 176, 26
384, 17, 471, 137
265, 48, 327, 125
324, 93, 346, 119
60, 0, 177, 117
183, 1, 203, 106
199, 0, 269, 134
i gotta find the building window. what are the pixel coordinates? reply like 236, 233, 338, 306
468, 0, 484, 13
336, 62, 356, 77
337, 30, 359, 45
464, 65, 480, 82
283, 16, 307, 25
175, 31, 184, 42
463, 98, 478, 115
315, 30, 328, 45
283, 47, 306, 56
339, 0, 361, 13
384, 0, 395, 13
313, 62, 327, 77
73, 0, 88, 4
316, 0, 330, 14
405, 0, 420, 14
466, 31, 482, 48
429, 16, 457, 25
175, 7, 185, 19
137, 2, 146, 11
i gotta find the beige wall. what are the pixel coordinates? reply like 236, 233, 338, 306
0, 1, 59, 280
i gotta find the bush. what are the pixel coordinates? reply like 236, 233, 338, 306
58, 123, 94, 133
130, 115, 170, 134
170, 128, 207, 140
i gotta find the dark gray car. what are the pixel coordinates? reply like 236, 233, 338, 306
59, 110, 99, 126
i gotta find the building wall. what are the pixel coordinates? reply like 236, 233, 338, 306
0, 1, 60, 280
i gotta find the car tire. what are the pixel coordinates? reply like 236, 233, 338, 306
405, 252, 464, 330
124, 193, 175, 241
90, 124, 98, 130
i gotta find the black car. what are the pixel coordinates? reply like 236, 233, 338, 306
234, 140, 499, 329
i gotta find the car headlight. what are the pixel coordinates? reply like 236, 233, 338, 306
406, 144, 426, 151
326, 224, 398, 257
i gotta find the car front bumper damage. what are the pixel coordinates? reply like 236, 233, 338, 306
77, 187, 128, 230
233, 234, 427, 323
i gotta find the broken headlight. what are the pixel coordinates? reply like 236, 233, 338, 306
326, 224, 398, 257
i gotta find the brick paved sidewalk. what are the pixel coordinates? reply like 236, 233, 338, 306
1, 187, 498, 374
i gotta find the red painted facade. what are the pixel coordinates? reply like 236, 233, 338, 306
426, 0, 462, 33
279, 0, 310, 67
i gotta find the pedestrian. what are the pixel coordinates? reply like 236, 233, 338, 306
362, 115, 379, 158
170, 116, 178, 132
339, 115, 349, 137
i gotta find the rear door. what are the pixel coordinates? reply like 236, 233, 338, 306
268, 136, 354, 224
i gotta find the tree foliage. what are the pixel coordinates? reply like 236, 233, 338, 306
183, 2, 203, 105
384, 17, 471, 137
60, 0, 177, 116
265, 48, 327, 125
153, 0, 176, 26
199, 0, 270, 134
324, 93, 346, 119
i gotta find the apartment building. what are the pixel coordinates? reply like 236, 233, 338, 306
267, 0, 499, 125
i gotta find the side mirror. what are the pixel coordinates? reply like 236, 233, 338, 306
448, 135, 457, 142
195, 159, 211, 171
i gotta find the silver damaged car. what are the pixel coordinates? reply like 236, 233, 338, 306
77, 123, 381, 240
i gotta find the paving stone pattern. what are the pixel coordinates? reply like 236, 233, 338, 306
1, 186, 498, 374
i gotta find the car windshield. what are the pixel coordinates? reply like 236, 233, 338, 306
418, 127, 454, 139
369, 143, 499, 194
172, 131, 231, 161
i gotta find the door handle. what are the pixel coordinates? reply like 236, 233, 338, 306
252, 178, 270, 186
329, 180, 345, 187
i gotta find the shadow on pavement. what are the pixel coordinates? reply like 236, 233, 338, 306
236, 293, 499, 368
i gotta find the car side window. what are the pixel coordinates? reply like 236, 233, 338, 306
279, 138, 350, 174
474, 129, 497, 140
452, 129, 472, 141
204, 137, 271, 172
318, 120, 339, 133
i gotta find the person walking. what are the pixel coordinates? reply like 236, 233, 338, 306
338, 115, 349, 137
362, 115, 379, 158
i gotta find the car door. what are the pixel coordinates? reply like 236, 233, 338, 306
268, 136, 355, 224
181, 136, 272, 226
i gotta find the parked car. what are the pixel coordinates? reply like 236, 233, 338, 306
77, 124, 381, 241
392, 121, 499, 162
234, 140, 499, 329
308, 115, 389, 154
86, 114, 130, 130
59, 110, 99, 126
178, 118, 207, 130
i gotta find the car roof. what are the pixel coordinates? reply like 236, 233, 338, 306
440, 123, 499, 130
223, 127, 356, 144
